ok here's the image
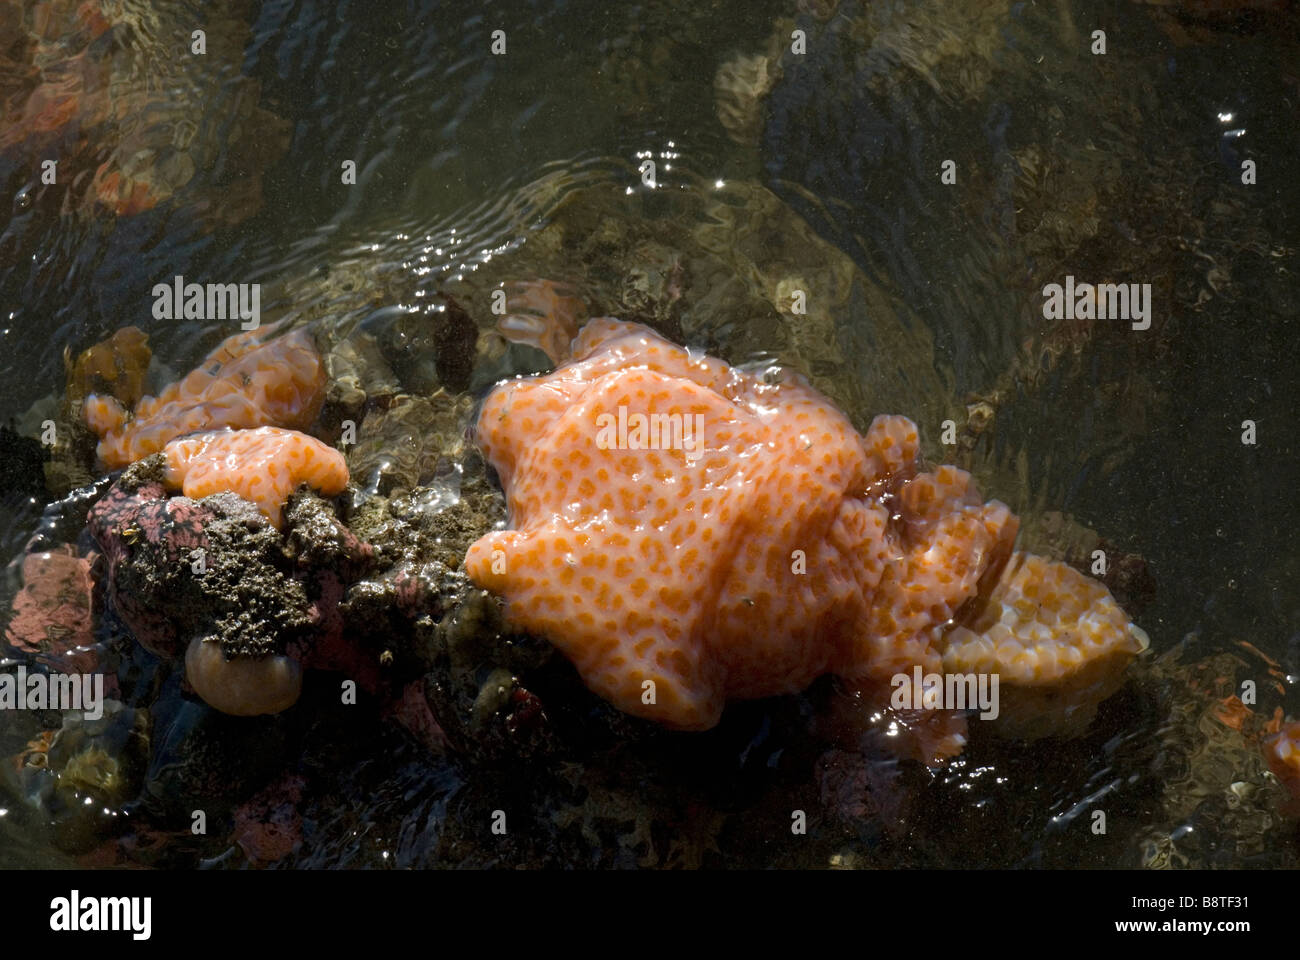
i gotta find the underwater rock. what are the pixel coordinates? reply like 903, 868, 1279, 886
282, 492, 377, 580
3, 543, 96, 674
317, 331, 402, 441
1133, 640, 1297, 868
338, 475, 567, 762
466, 319, 1146, 745
0, 0, 288, 224
135, 697, 289, 828
714, 42, 785, 145
0, 423, 46, 498
376, 292, 480, 395
416, 587, 568, 761
430, 293, 480, 393
345, 390, 476, 501
1135, 0, 1300, 46
85, 458, 378, 715
443, 176, 949, 433
751, 0, 1213, 445
6, 700, 150, 853
230, 773, 306, 866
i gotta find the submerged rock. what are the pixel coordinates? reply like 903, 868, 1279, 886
85, 457, 383, 716
5, 700, 149, 853
1132, 639, 1298, 868
0, 0, 288, 223
3, 543, 95, 672
345, 390, 477, 501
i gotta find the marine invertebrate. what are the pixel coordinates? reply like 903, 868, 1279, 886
83, 326, 326, 469
65, 325, 152, 411
163, 426, 348, 528
497, 279, 588, 364
8, 701, 151, 854
184, 636, 302, 717
1264, 720, 1300, 810
465, 319, 1145, 743
941, 553, 1145, 738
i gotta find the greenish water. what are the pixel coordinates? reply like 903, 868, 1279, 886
0, 0, 1297, 868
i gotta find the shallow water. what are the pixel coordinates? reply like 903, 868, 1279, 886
0, 0, 1297, 868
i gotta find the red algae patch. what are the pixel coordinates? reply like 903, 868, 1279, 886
466, 318, 1145, 739
163, 426, 348, 527
83, 326, 326, 469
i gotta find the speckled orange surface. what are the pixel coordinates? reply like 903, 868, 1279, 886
163, 426, 348, 527
942, 552, 1146, 738
466, 318, 1145, 735
84, 327, 326, 468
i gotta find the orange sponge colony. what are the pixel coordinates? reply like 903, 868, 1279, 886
84, 327, 326, 469
466, 318, 1145, 738
942, 553, 1148, 738
163, 426, 348, 528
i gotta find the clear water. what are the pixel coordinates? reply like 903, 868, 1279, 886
0, 0, 1297, 868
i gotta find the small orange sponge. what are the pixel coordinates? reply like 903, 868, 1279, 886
941, 552, 1147, 738
84, 327, 326, 469
163, 426, 348, 528
466, 319, 1144, 735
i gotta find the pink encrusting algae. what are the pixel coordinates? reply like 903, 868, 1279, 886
83, 326, 326, 469
163, 426, 349, 528
465, 318, 1147, 743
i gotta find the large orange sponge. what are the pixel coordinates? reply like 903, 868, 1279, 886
465, 319, 1145, 737
163, 426, 348, 528
83, 327, 326, 469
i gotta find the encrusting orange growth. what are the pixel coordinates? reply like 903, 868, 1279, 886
942, 553, 1144, 738
163, 426, 348, 528
466, 318, 1147, 740
83, 326, 326, 469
